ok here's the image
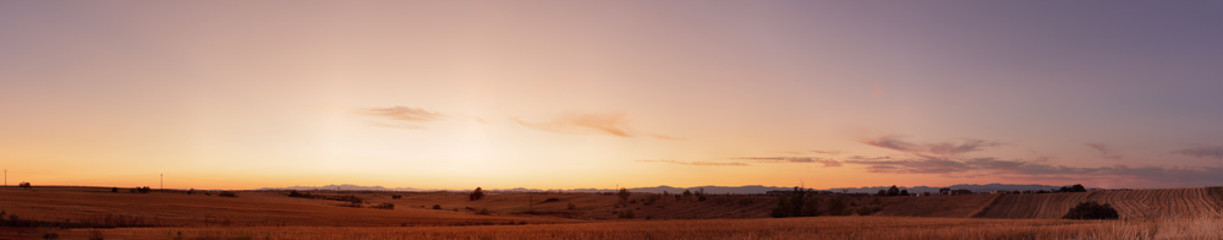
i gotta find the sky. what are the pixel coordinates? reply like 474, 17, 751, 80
2, 1, 1222, 190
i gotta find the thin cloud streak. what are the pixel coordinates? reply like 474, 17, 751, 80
636, 160, 748, 166
860, 135, 1001, 156
1174, 146, 1223, 159
730, 157, 842, 167
810, 150, 841, 155
1084, 142, 1123, 159
359, 106, 444, 129
515, 112, 680, 140
361, 106, 443, 122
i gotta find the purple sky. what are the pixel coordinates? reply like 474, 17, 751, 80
1, 1, 1221, 189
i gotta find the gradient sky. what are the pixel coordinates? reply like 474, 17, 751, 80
2, 1, 1222, 190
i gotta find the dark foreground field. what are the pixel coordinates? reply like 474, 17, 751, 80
29, 216, 1223, 240
2, 186, 1221, 239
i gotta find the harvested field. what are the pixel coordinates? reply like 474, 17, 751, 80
875, 193, 997, 218
974, 188, 1223, 219
1085, 188, 1223, 219
974, 192, 1091, 219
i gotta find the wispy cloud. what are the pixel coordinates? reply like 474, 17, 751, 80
1084, 142, 1123, 159
810, 150, 841, 155
1174, 146, 1223, 159
730, 157, 842, 167
842, 155, 1223, 187
648, 134, 686, 141
636, 160, 748, 166
358, 106, 443, 129
860, 135, 1001, 156
515, 112, 680, 140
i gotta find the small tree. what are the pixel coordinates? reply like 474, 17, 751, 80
1063, 201, 1119, 220
469, 187, 485, 201
617, 188, 630, 203
18, 182, 31, 189
899, 189, 909, 196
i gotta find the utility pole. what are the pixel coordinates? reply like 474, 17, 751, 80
160, 173, 163, 190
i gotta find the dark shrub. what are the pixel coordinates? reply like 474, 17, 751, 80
288, 190, 307, 198
617, 188, 630, 203
567, 202, 576, 210
110, 187, 118, 193
19, 182, 31, 189
88, 230, 103, 240
217, 191, 238, 198
432, 204, 442, 210
391, 194, 402, 199
827, 196, 850, 216
477, 208, 490, 215
1063, 201, 1119, 220
855, 206, 882, 216
541, 197, 560, 203
642, 195, 660, 206
617, 209, 634, 219
1059, 184, 1088, 193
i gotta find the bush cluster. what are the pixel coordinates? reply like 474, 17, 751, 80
771, 187, 822, 218
130, 186, 152, 193
1063, 201, 1119, 220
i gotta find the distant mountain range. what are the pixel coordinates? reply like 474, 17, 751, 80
258, 184, 430, 192
258, 183, 1072, 194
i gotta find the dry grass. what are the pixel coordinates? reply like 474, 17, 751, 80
50, 216, 1223, 240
